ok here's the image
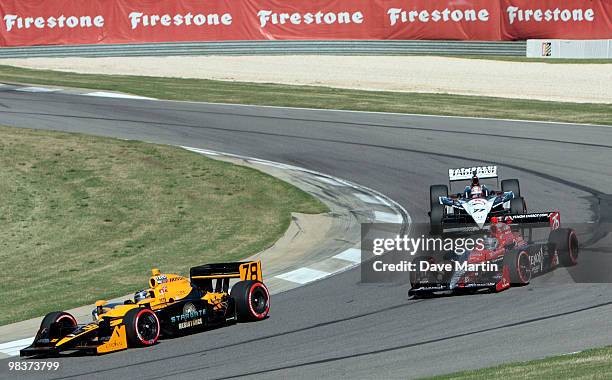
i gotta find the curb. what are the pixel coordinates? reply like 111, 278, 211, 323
0, 82, 157, 100
182, 146, 410, 292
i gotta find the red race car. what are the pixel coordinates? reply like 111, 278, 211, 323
409, 212, 578, 297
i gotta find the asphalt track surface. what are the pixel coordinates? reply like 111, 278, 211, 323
1, 89, 611, 379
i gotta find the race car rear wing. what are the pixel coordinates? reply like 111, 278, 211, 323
443, 211, 561, 235
494, 211, 561, 230
448, 165, 498, 188
494, 212, 562, 243
448, 165, 498, 182
190, 261, 262, 292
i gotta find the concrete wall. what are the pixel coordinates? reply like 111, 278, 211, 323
527, 39, 611, 58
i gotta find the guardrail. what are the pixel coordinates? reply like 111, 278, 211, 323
0, 40, 526, 58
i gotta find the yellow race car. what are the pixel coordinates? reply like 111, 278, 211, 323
20, 261, 269, 356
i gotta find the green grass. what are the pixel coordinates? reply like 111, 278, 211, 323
0, 126, 327, 326
427, 346, 612, 380
0, 64, 610, 125
446, 55, 612, 64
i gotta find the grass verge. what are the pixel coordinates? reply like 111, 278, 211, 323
0, 64, 610, 125
0, 126, 327, 326
427, 346, 612, 380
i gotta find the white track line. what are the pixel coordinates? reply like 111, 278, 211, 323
312, 176, 348, 187
275, 268, 331, 284
0, 337, 33, 357
374, 211, 403, 224
16, 87, 60, 93
333, 248, 362, 264
353, 193, 391, 207
182, 147, 220, 156
171, 100, 610, 128
247, 160, 292, 170
84, 91, 156, 100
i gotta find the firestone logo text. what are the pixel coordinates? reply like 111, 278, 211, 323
3, 14, 104, 32
387, 7, 490, 26
257, 10, 364, 28
506, 6, 595, 24
128, 12, 232, 29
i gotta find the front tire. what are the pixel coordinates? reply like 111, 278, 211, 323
39, 311, 77, 341
549, 228, 579, 266
510, 197, 525, 215
230, 281, 270, 322
430, 185, 448, 209
430, 204, 444, 235
501, 179, 521, 198
507, 250, 532, 285
124, 308, 160, 347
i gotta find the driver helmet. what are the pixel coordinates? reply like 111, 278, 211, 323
134, 289, 149, 303
490, 221, 510, 237
483, 236, 498, 250
471, 185, 482, 198
471, 175, 480, 187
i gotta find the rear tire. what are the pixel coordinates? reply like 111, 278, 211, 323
501, 179, 521, 198
507, 250, 531, 285
39, 311, 77, 341
510, 197, 525, 214
430, 204, 444, 235
124, 308, 160, 347
230, 281, 270, 322
549, 228, 579, 266
430, 185, 448, 209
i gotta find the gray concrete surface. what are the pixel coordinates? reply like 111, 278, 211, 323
0, 87, 611, 379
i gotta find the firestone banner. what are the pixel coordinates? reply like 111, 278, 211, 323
0, 0, 611, 47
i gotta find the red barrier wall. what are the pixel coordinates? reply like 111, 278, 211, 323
0, 0, 610, 47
